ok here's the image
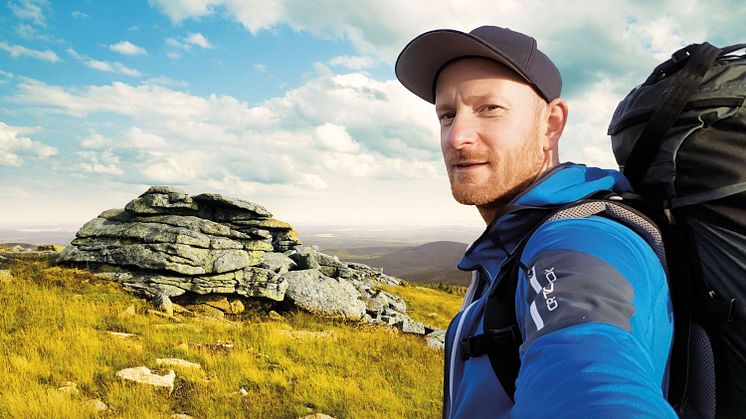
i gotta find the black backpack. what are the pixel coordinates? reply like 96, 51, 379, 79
608, 42, 746, 418
457, 42, 746, 419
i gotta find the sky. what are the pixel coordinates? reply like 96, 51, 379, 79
1, 0, 744, 229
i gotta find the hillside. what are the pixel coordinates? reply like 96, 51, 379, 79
0, 259, 462, 418
324, 241, 472, 286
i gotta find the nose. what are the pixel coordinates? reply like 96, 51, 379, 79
443, 113, 477, 150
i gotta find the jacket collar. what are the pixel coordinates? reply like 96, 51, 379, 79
457, 163, 631, 276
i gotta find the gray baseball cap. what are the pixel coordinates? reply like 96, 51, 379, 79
395, 26, 562, 103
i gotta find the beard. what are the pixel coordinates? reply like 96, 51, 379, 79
444, 124, 545, 208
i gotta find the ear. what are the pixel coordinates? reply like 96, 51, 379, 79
542, 98, 569, 151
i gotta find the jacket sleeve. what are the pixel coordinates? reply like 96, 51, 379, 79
511, 215, 676, 418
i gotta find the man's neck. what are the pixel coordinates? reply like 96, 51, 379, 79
477, 161, 558, 225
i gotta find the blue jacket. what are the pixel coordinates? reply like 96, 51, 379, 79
443, 163, 675, 418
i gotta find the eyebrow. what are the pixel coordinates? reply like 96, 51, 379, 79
435, 94, 509, 112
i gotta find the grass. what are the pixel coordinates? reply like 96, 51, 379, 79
377, 284, 463, 330
0, 261, 462, 418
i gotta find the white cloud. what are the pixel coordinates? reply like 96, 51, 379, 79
0, 41, 58, 62
71, 10, 90, 19
67, 48, 142, 77
328, 55, 376, 70
80, 133, 113, 149
9, 0, 48, 25
165, 32, 212, 60
109, 41, 148, 56
0, 122, 57, 166
77, 149, 124, 175
313, 123, 360, 153
85, 59, 143, 77
126, 127, 169, 150
185, 32, 212, 48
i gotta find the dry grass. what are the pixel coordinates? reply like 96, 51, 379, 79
377, 284, 463, 330
0, 261, 460, 418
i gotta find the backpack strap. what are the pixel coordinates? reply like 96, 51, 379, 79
623, 43, 723, 190
459, 197, 667, 402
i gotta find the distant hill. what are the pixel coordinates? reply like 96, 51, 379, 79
325, 241, 472, 286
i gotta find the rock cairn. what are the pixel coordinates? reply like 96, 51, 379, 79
58, 186, 442, 343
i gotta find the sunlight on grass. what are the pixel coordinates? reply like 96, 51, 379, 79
378, 284, 463, 329
0, 261, 451, 418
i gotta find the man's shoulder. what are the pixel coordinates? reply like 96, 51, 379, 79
521, 215, 662, 279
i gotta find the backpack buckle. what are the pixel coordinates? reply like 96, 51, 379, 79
460, 325, 521, 360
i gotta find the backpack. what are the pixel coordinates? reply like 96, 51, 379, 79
607, 42, 746, 418
457, 42, 746, 418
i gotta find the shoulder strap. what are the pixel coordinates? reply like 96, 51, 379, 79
460, 197, 668, 401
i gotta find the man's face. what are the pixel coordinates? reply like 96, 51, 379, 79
434, 58, 547, 208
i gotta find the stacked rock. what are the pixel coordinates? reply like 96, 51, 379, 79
59, 186, 297, 301
58, 186, 442, 345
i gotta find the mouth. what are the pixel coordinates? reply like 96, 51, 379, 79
453, 161, 488, 169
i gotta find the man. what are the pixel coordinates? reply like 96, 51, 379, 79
395, 26, 676, 418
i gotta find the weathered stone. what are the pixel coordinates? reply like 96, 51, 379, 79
125, 186, 197, 215
268, 310, 284, 321
156, 358, 201, 369
153, 293, 174, 316
116, 366, 175, 394
99, 208, 133, 222
61, 241, 262, 276
299, 414, 337, 419
235, 267, 288, 301
57, 381, 79, 395
171, 414, 194, 419
260, 252, 296, 274
425, 329, 447, 350
108, 331, 138, 339
395, 319, 426, 335
230, 217, 290, 230
194, 294, 245, 314
190, 304, 225, 319
84, 398, 109, 413
284, 270, 366, 320
118, 304, 137, 318
193, 193, 272, 218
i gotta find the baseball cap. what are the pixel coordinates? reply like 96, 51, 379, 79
395, 26, 562, 103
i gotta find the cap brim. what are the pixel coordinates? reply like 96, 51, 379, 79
395, 29, 529, 104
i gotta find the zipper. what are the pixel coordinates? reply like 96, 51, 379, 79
448, 299, 478, 419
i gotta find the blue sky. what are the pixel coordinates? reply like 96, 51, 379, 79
1, 0, 744, 228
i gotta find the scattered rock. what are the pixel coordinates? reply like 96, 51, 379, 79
153, 293, 174, 316
284, 269, 366, 320
57, 381, 79, 395
238, 387, 249, 397
118, 304, 137, 318
189, 304, 225, 320
267, 310, 284, 321
170, 414, 194, 419
426, 329, 447, 350
394, 319, 426, 335
116, 366, 175, 394
156, 358, 201, 369
84, 398, 108, 413
57, 186, 430, 342
108, 331, 138, 339
299, 414, 337, 419
194, 294, 245, 314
